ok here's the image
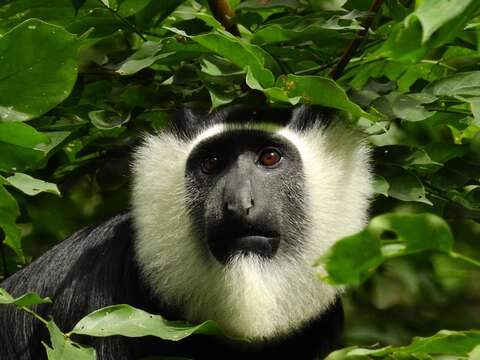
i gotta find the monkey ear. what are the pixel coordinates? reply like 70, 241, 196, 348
169, 108, 208, 140
288, 105, 334, 131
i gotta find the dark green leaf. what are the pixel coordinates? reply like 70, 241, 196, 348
116, 39, 206, 76
0, 123, 50, 172
72, 0, 87, 14
0, 19, 79, 121
381, 166, 432, 205
118, 0, 152, 17
0, 185, 22, 259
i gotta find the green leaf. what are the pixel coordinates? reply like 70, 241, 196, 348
71, 304, 222, 340
0, 185, 22, 259
0, 19, 79, 122
310, 0, 347, 11
116, 38, 205, 76
0, 123, 50, 172
251, 13, 360, 45
345, 330, 480, 358
423, 72, 480, 97
374, 175, 389, 196
4, 173, 60, 196
414, 0, 474, 43
382, 166, 432, 205
135, 0, 185, 28
44, 320, 96, 360
118, 0, 152, 17
470, 345, 480, 360
320, 213, 455, 285
88, 110, 130, 129
189, 30, 281, 88
72, 0, 87, 14
465, 97, 480, 126
0, 288, 52, 306
275, 74, 369, 117
387, 93, 437, 122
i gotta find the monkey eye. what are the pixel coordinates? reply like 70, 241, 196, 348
201, 155, 221, 174
258, 148, 282, 167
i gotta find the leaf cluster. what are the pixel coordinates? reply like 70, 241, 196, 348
0, 0, 480, 359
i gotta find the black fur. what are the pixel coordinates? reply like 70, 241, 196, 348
171, 104, 333, 141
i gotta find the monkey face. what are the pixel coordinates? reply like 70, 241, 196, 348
185, 130, 306, 264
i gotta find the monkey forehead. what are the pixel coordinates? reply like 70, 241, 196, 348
187, 123, 283, 151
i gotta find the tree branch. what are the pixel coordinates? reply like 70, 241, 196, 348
208, 0, 239, 36
329, 0, 384, 80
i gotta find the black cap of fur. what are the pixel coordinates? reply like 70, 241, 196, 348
169, 105, 334, 141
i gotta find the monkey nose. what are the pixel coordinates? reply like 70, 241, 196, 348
226, 197, 254, 216
223, 179, 254, 217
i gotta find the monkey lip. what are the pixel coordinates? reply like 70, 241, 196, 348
208, 232, 280, 263
231, 235, 279, 253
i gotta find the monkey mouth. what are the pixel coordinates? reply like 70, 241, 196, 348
207, 229, 280, 264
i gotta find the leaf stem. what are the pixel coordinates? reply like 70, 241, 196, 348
449, 251, 480, 268
329, 0, 384, 80
20, 306, 49, 326
420, 59, 457, 71
96, 0, 147, 41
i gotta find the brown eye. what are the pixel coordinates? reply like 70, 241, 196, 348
201, 155, 220, 174
258, 148, 282, 167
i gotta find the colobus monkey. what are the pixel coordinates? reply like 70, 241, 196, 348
0, 105, 373, 360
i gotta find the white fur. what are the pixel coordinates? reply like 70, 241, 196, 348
131, 120, 373, 341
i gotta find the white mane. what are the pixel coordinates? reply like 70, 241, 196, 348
131, 121, 373, 340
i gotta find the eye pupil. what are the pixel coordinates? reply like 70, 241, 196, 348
201, 156, 219, 174
259, 149, 281, 166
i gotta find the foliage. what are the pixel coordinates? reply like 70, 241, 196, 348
0, 0, 480, 359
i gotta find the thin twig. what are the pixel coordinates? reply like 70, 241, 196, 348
96, 0, 147, 41
329, 0, 384, 80
295, 58, 340, 75
207, 0, 239, 36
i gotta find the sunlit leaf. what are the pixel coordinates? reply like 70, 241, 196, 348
4, 173, 60, 196
414, 0, 474, 43
72, 304, 222, 340
0, 288, 51, 306
44, 320, 96, 360
320, 213, 454, 285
